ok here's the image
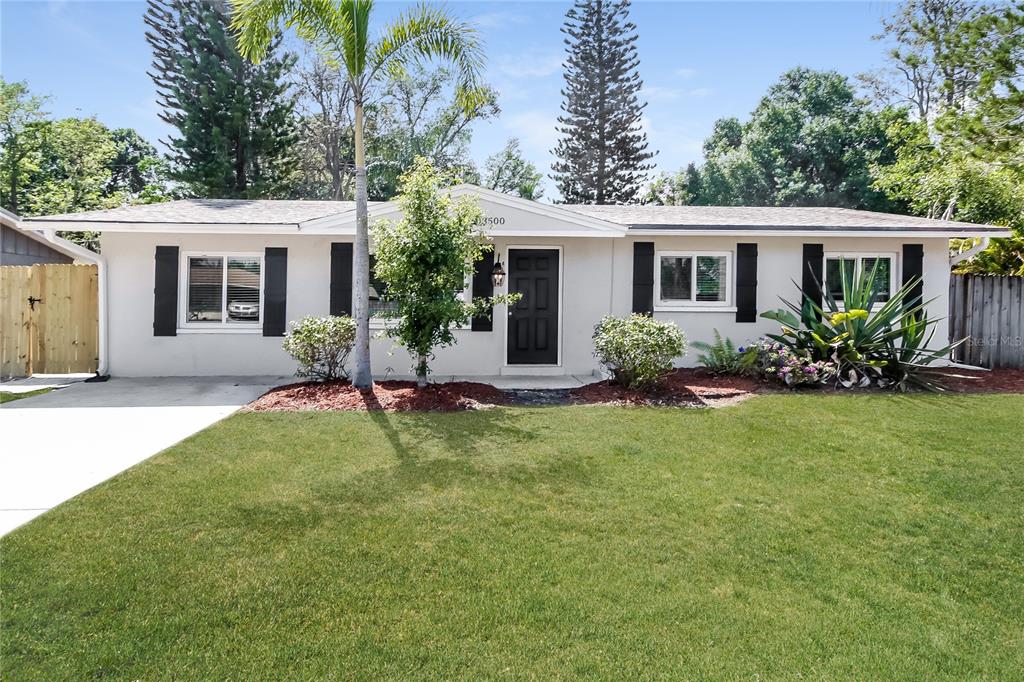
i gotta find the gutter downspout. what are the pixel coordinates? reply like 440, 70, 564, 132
950, 237, 990, 266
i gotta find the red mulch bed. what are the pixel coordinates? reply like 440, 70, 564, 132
246, 367, 1024, 413
927, 367, 1024, 393
570, 368, 760, 408
247, 379, 510, 413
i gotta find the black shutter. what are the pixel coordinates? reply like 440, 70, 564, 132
471, 250, 495, 331
330, 242, 353, 316
263, 247, 287, 337
153, 245, 178, 336
802, 243, 824, 311
735, 243, 758, 323
902, 243, 924, 310
632, 242, 655, 314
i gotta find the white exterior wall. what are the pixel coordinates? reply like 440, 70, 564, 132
612, 236, 951, 366
101, 230, 951, 377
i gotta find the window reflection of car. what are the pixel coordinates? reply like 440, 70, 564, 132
227, 301, 260, 319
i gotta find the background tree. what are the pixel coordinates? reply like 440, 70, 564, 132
858, 0, 991, 122
372, 157, 515, 387
146, 0, 298, 198
552, 0, 655, 204
483, 138, 543, 199
367, 65, 497, 200
233, 0, 486, 390
0, 79, 48, 214
655, 69, 901, 209
293, 52, 356, 200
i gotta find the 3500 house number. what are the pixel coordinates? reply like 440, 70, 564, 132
476, 216, 506, 226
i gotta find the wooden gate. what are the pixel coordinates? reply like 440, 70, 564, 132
1, 264, 99, 377
949, 274, 1024, 369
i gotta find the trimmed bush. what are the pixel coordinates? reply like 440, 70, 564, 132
592, 314, 687, 390
282, 315, 357, 381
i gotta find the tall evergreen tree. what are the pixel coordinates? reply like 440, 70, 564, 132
551, 0, 654, 204
145, 0, 297, 198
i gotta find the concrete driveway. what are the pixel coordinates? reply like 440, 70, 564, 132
0, 377, 284, 536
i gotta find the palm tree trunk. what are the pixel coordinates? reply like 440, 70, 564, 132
351, 96, 373, 389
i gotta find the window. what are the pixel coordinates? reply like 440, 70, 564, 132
368, 254, 400, 318
656, 251, 731, 308
366, 254, 471, 324
181, 253, 263, 329
824, 253, 895, 303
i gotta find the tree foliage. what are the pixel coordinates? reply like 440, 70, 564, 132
552, 0, 654, 204
484, 138, 543, 200
232, 0, 487, 389
0, 79, 48, 214
658, 69, 900, 210
370, 157, 512, 386
146, 0, 299, 198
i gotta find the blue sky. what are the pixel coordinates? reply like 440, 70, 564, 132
1, 0, 898, 193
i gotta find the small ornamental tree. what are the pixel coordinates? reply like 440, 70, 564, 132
371, 156, 517, 387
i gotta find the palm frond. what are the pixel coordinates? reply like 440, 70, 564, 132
368, 4, 485, 110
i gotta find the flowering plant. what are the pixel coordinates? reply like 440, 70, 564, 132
743, 339, 837, 387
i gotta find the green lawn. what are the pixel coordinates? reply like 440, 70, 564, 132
3, 395, 1023, 679
0, 388, 51, 404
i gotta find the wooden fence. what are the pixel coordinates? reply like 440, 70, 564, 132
1, 264, 99, 377
949, 274, 1024, 369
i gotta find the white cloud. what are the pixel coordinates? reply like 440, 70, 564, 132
675, 67, 698, 79
470, 11, 530, 30
504, 110, 560, 155
641, 85, 712, 102
494, 51, 564, 79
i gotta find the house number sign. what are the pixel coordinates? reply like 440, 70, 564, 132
476, 216, 506, 226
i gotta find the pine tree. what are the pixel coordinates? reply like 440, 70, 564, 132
552, 0, 655, 204
145, 0, 298, 198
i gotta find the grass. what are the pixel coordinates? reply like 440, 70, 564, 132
2, 394, 1023, 679
0, 388, 51, 404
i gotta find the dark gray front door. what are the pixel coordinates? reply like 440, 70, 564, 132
507, 249, 559, 365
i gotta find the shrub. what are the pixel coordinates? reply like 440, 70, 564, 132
282, 315, 357, 381
745, 339, 837, 386
692, 330, 747, 374
592, 314, 687, 390
761, 260, 959, 391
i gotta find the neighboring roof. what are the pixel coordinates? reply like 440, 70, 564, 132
27, 199, 365, 226
561, 204, 1009, 233
1, 208, 101, 263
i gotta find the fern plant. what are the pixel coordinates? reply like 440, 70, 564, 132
692, 330, 746, 375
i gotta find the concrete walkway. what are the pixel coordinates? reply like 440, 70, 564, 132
0, 377, 285, 536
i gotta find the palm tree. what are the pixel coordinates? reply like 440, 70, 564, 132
231, 0, 485, 389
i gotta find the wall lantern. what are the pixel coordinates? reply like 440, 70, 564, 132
491, 259, 506, 288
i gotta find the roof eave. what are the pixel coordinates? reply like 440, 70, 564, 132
23, 219, 303, 234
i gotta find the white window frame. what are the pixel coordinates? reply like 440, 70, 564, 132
178, 251, 265, 333
654, 250, 733, 311
823, 252, 898, 305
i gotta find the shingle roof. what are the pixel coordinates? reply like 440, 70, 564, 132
24, 195, 1006, 234
561, 204, 1005, 232
27, 199, 365, 225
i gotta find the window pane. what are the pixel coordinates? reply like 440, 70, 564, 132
660, 256, 692, 301
696, 255, 726, 302
368, 255, 400, 317
825, 258, 856, 301
226, 257, 261, 323
187, 257, 223, 323
861, 257, 891, 302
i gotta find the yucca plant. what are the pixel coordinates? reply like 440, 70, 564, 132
761, 260, 962, 391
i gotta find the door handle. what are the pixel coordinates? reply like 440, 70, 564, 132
27, 296, 43, 310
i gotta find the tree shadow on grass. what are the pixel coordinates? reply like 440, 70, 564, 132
310, 397, 582, 510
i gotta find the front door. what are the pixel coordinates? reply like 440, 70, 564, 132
507, 249, 559, 365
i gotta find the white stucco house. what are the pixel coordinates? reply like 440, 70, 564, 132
24, 185, 1009, 378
